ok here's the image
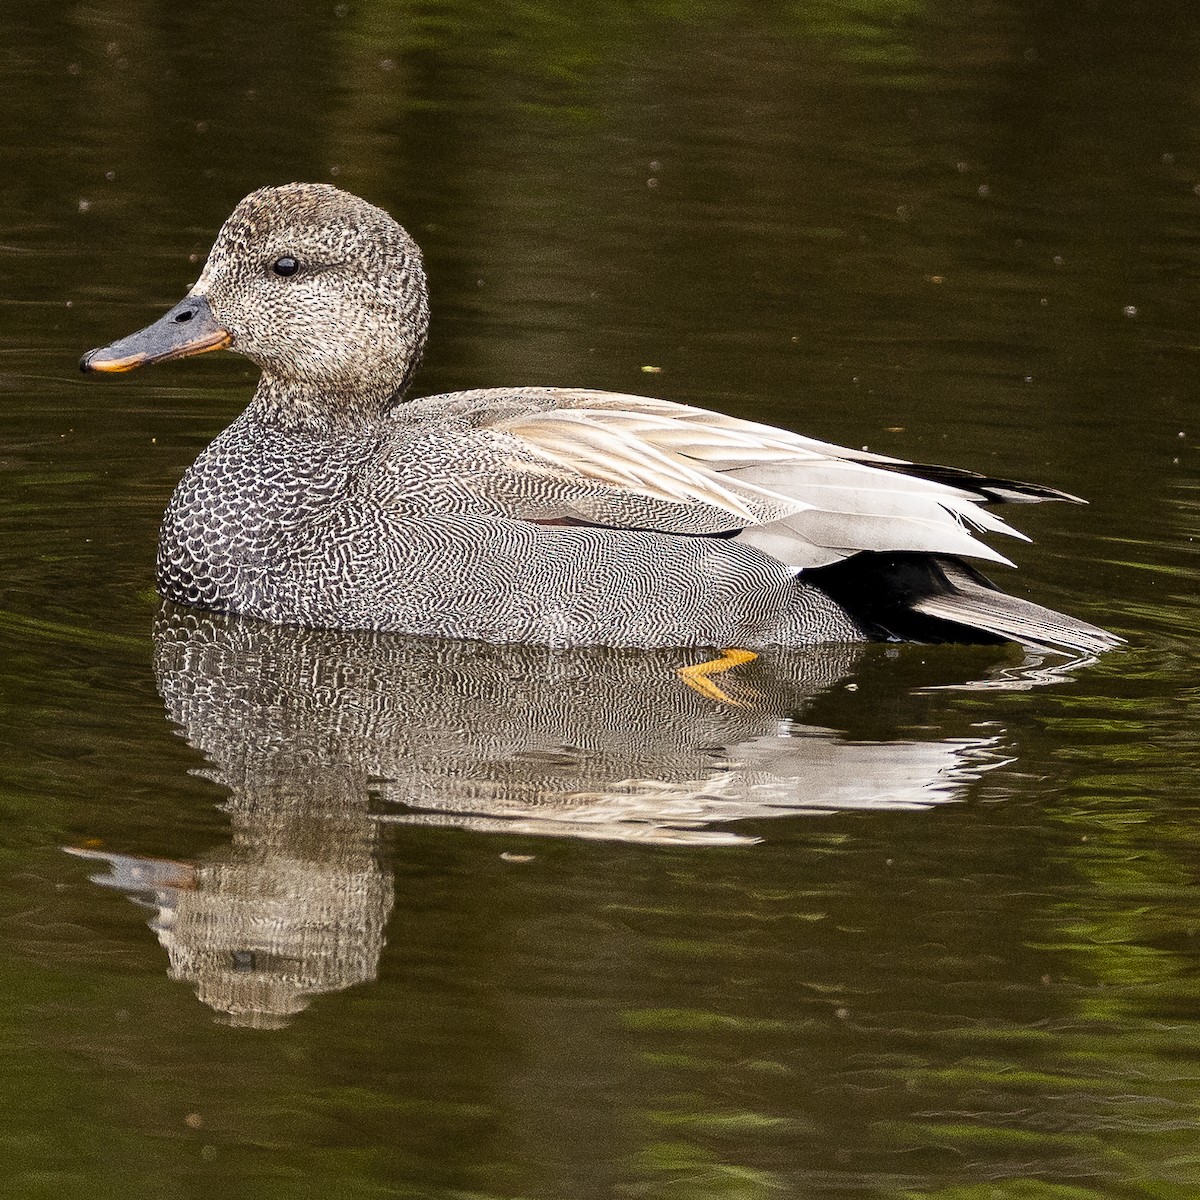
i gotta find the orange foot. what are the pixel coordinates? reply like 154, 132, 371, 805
676, 648, 759, 706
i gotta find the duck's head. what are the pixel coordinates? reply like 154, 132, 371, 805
81, 183, 429, 420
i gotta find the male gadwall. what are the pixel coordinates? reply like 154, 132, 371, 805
82, 183, 1118, 657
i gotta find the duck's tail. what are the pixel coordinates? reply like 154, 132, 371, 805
806, 552, 1122, 656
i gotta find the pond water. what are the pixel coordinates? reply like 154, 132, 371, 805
2, 2, 1199, 1197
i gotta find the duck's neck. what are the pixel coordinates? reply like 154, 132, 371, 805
244, 313, 427, 433
246, 374, 407, 435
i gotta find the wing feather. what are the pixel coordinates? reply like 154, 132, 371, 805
409, 386, 1074, 568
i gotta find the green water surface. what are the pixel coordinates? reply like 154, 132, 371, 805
2, 2, 1199, 1198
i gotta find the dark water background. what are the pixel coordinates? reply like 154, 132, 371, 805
2, 2, 1199, 1197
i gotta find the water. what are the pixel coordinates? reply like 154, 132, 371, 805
2, 2, 1199, 1197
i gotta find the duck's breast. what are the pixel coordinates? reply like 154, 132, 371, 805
156, 415, 362, 614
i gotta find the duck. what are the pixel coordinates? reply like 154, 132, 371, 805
81, 183, 1119, 657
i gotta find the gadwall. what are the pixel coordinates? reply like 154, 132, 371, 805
81, 183, 1118, 657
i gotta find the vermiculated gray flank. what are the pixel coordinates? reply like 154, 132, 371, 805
81, 183, 1119, 655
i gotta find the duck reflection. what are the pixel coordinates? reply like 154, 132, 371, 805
69, 607, 1006, 1025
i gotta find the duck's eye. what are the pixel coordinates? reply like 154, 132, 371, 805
272, 256, 300, 277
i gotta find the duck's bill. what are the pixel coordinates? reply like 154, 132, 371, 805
80, 295, 232, 373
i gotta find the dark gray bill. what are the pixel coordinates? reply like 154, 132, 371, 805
80, 294, 232, 373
